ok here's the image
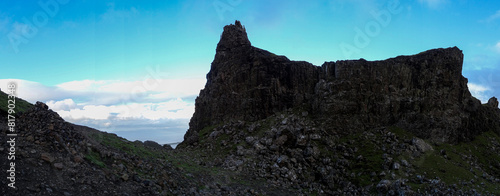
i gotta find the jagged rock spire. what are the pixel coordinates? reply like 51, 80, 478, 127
216, 20, 251, 52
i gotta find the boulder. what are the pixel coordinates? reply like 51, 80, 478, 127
143, 140, 162, 149
35, 101, 49, 110
41, 153, 55, 163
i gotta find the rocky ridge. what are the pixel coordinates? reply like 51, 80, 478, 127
2, 21, 500, 195
181, 21, 499, 147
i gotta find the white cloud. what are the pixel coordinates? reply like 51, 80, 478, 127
418, 0, 448, 9
468, 83, 492, 103
0, 78, 205, 106
0, 79, 62, 103
0, 78, 204, 119
49, 97, 195, 145
56, 79, 106, 92
56, 78, 205, 103
46, 99, 77, 111
57, 104, 111, 120
0, 78, 205, 144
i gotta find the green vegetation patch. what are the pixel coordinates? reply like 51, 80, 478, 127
198, 124, 219, 143
410, 130, 500, 194
90, 132, 158, 159
388, 126, 415, 139
0, 90, 34, 115
413, 150, 473, 184
346, 132, 385, 187
85, 149, 106, 168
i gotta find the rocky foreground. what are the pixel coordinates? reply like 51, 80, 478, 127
2, 21, 500, 195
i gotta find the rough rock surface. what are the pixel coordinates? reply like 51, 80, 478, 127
0, 102, 172, 195
1, 102, 252, 195
175, 21, 500, 195
2, 98, 296, 195
2, 21, 500, 195
488, 97, 499, 108
181, 21, 500, 146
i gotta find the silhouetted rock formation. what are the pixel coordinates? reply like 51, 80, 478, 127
2, 21, 500, 195
489, 97, 499, 108
181, 20, 500, 146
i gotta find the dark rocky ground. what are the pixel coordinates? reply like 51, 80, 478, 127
1, 101, 500, 195
2, 21, 500, 195
180, 107, 500, 195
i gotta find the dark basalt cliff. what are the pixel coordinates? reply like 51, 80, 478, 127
180, 21, 500, 147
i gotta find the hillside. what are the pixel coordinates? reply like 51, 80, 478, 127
0, 95, 289, 195
0, 89, 33, 117
2, 21, 500, 195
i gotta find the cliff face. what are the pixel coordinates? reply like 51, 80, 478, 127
184, 21, 322, 145
181, 21, 500, 147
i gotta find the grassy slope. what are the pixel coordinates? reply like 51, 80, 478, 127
0, 90, 34, 116
389, 127, 500, 194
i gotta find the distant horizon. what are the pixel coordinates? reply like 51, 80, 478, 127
1, 0, 499, 144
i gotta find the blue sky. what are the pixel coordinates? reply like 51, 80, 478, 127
1, 0, 500, 145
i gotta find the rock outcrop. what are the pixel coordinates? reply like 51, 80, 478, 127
181, 20, 500, 147
175, 21, 500, 195
488, 97, 499, 108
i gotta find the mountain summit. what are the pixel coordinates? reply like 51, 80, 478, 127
180, 21, 500, 148
216, 20, 251, 52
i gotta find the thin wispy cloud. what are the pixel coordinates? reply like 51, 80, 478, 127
418, 0, 448, 9
0, 17, 9, 33
464, 53, 500, 71
100, 3, 139, 23
483, 10, 500, 23
495, 41, 500, 53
